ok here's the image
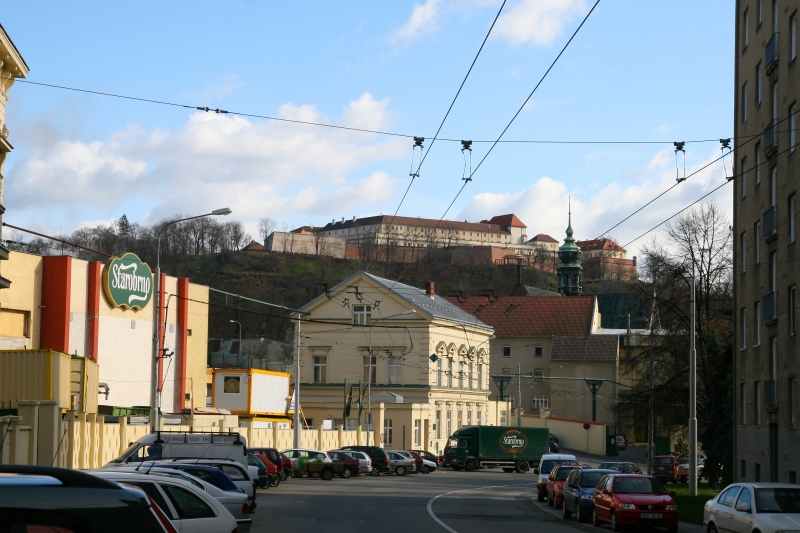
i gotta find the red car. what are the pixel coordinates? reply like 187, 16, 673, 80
327, 450, 361, 478
592, 474, 679, 533
249, 452, 280, 487
547, 465, 582, 509
249, 447, 293, 481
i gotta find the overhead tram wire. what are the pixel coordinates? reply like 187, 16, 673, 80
7, 78, 747, 146
436, 0, 602, 223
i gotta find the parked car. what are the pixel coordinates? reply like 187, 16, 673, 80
387, 451, 416, 476
282, 448, 332, 476
562, 468, 617, 522
679, 456, 705, 476
391, 450, 422, 473
703, 482, 800, 533
598, 462, 642, 474
99, 466, 252, 532
137, 463, 243, 494
89, 469, 240, 533
340, 445, 392, 475
549, 441, 561, 453
615, 435, 627, 450
163, 459, 256, 510
537, 453, 579, 502
0, 465, 175, 533
413, 449, 443, 468
405, 450, 436, 473
547, 465, 582, 509
328, 450, 362, 478
652, 455, 684, 483
247, 454, 280, 488
340, 450, 372, 474
248, 447, 292, 481
592, 473, 679, 533
250, 452, 280, 486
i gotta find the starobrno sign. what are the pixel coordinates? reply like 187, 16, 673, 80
102, 253, 154, 310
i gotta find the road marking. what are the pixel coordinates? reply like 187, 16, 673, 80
427, 482, 536, 533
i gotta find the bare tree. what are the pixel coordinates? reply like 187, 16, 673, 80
258, 217, 277, 245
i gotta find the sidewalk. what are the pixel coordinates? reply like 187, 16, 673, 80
529, 495, 704, 533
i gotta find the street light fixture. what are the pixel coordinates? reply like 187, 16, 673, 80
367, 309, 415, 445
150, 207, 231, 432
230, 320, 242, 368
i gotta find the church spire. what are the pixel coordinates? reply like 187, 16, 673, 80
557, 198, 583, 296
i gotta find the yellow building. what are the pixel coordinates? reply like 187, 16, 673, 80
294, 271, 500, 452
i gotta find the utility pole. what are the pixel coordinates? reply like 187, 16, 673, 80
648, 290, 655, 476
517, 363, 522, 427
689, 275, 698, 495
293, 316, 301, 448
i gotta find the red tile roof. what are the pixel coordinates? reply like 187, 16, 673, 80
481, 214, 527, 228
442, 295, 596, 337
575, 238, 626, 253
528, 234, 559, 243
243, 240, 265, 251
551, 335, 618, 361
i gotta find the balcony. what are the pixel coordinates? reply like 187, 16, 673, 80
763, 292, 778, 324
766, 32, 779, 73
764, 379, 778, 411
764, 120, 779, 156
763, 206, 778, 241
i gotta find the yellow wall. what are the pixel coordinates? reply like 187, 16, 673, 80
187, 283, 209, 409
0, 252, 43, 349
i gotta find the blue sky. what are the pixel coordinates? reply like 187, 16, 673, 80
2, 1, 733, 256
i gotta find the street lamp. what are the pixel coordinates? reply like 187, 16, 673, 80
230, 320, 242, 368
367, 309, 416, 445
150, 207, 231, 432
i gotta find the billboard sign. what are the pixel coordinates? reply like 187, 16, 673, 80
102, 253, 154, 310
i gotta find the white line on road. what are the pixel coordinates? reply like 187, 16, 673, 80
426, 482, 537, 533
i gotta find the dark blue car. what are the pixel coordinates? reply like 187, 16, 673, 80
561, 468, 616, 522
149, 463, 242, 493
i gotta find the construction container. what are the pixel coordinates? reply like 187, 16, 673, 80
0, 350, 99, 412
211, 368, 290, 416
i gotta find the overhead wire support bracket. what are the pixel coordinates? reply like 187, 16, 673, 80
674, 141, 686, 183
409, 137, 425, 179
720, 138, 734, 181
461, 140, 473, 182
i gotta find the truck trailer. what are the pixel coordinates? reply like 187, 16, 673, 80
443, 426, 550, 473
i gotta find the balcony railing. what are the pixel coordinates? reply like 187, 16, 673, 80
766, 32, 779, 72
764, 379, 777, 406
764, 120, 779, 156
763, 292, 778, 323
763, 206, 778, 240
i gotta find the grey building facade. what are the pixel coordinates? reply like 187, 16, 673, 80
734, 0, 800, 484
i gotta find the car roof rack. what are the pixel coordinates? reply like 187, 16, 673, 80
0, 465, 121, 490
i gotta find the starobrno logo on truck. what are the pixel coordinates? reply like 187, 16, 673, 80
499, 429, 528, 454
102, 253, 154, 310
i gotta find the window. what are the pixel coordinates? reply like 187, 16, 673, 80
741, 383, 747, 425
458, 361, 464, 388
534, 345, 543, 357
0, 309, 30, 338
744, 9, 750, 47
447, 358, 453, 387
468, 361, 473, 388
741, 308, 748, 350
388, 358, 401, 384
756, 381, 762, 425
223, 376, 241, 394
457, 410, 462, 429
790, 285, 797, 335
741, 232, 747, 272
756, 143, 762, 183
363, 355, 376, 384
446, 410, 451, 437
476, 410, 482, 426
533, 368, 544, 380
742, 158, 748, 197
162, 484, 215, 519
791, 471, 797, 484
755, 463, 761, 482
436, 410, 441, 439
792, 105, 798, 152
414, 419, 421, 446
437, 358, 442, 387
384, 419, 393, 446
756, 62, 762, 105
313, 356, 327, 383
755, 222, 762, 263
352, 304, 371, 325
503, 395, 515, 408
741, 459, 747, 479
755, 301, 762, 345
759, 0, 764, 24
771, 251, 778, 291
791, 195, 797, 243
793, 13, 798, 60
477, 363, 483, 389
127, 481, 170, 513
791, 378, 797, 427
772, 167, 778, 207
742, 84, 748, 124
502, 345, 511, 357
738, 488, 752, 511
532, 395, 549, 409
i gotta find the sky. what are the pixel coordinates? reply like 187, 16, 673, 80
2, 1, 734, 257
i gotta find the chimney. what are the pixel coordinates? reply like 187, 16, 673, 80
352, 215, 356, 222
425, 282, 435, 299
341, 217, 345, 223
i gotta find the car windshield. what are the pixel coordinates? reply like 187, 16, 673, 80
614, 477, 667, 495
541, 459, 578, 475
754, 488, 800, 513
554, 468, 575, 481
654, 457, 675, 465
599, 463, 633, 473
579, 472, 606, 488
448, 438, 459, 448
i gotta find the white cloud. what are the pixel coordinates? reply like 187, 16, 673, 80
180, 74, 244, 103
392, 0, 443, 43
493, 0, 588, 46
8, 93, 407, 232
457, 148, 733, 258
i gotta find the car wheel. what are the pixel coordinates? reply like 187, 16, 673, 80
396, 466, 407, 476
465, 460, 477, 472
269, 475, 280, 488
610, 511, 621, 532
562, 501, 572, 519
340, 467, 353, 479
503, 468, 516, 473
516, 461, 529, 474
707, 523, 718, 533
593, 508, 602, 527
421, 465, 430, 474
320, 468, 334, 481
371, 466, 381, 477
278, 470, 287, 482
548, 493, 554, 507
537, 489, 546, 502
576, 504, 585, 523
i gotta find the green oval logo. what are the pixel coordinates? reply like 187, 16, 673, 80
500, 429, 528, 454
102, 253, 154, 310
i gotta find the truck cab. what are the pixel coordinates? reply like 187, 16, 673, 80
444, 433, 476, 471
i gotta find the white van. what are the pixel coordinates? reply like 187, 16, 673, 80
105, 432, 248, 470
536, 453, 578, 502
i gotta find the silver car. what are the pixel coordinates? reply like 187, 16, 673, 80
387, 451, 415, 476
704, 482, 800, 533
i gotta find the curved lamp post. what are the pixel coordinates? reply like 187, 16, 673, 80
150, 207, 231, 432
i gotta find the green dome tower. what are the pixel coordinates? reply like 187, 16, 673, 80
557, 200, 583, 296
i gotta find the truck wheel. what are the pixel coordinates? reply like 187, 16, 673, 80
464, 460, 477, 472
503, 468, 516, 473
515, 461, 530, 474
321, 468, 334, 481
340, 467, 352, 479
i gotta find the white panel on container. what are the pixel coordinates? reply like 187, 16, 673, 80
251, 373, 288, 414
253, 421, 273, 429
277, 422, 291, 430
